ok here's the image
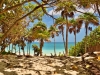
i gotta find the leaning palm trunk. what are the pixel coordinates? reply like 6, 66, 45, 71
61, 29, 66, 53
40, 39, 43, 56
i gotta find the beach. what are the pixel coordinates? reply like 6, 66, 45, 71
0, 54, 99, 75
5, 42, 75, 56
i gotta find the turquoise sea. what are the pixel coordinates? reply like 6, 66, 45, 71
6, 42, 75, 56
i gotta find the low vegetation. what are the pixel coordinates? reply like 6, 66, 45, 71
69, 26, 100, 56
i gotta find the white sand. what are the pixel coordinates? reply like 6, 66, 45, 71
64, 70, 79, 75
0, 72, 4, 75
3, 56, 88, 75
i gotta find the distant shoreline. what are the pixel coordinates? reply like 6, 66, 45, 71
5, 42, 75, 56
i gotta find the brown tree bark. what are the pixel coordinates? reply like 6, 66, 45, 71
40, 39, 44, 56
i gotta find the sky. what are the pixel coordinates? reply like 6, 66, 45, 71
41, 15, 96, 42
29, 2, 99, 42
39, 8, 97, 42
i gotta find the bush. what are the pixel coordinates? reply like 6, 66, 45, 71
69, 42, 85, 56
1, 51, 11, 55
32, 44, 40, 52
69, 26, 100, 56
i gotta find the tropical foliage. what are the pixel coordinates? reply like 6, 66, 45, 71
69, 26, 100, 56
49, 25, 59, 55
31, 21, 50, 56
32, 44, 40, 56
0, 0, 100, 56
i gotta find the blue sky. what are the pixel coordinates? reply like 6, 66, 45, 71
29, 2, 98, 42
39, 7, 98, 42
41, 14, 96, 42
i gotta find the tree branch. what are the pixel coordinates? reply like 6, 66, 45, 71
0, 0, 57, 44
0, 3, 47, 44
95, 2, 100, 17
0, 0, 33, 14
75, 10, 85, 14
0, 0, 4, 8
42, 7, 56, 19
33, 0, 56, 19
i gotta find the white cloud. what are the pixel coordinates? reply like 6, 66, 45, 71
48, 6, 95, 17
48, 9, 61, 16
48, 8, 95, 19
76, 8, 95, 14
48, 6, 98, 29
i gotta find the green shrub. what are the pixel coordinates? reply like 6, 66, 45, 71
69, 26, 100, 56
1, 51, 11, 55
32, 44, 40, 52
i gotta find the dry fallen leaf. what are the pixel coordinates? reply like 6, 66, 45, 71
86, 64, 90, 68
71, 65, 78, 70
97, 56, 100, 61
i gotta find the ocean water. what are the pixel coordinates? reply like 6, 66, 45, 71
6, 42, 75, 56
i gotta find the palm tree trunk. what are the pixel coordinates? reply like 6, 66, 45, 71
65, 26, 69, 56
75, 29, 76, 56
2, 40, 5, 52
65, 17, 69, 56
23, 50, 25, 56
62, 29, 66, 53
22, 47, 25, 56
11, 44, 13, 53
7, 45, 8, 51
18, 45, 20, 55
9, 44, 10, 53
86, 26, 88, 36
14, 45, 16, 54
40, 39, 43, 56
85, 22, 89, 53
54, 35, 56, 56
29, 42, 31, 55
27, 42, 28, 55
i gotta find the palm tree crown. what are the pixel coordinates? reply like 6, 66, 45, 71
32, 21, 50, 56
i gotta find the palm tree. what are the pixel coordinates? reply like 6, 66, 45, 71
18, 44, 21, 55
79, 12, 99, 53
12, 40, 18, 54
24, 29, 34, 56
32, 21, 50, 56
24, 37, 30, 55
48, 25, 59, 56
27, 39, 32, 55
55, 17, 66, 52
55, 1, 76, 56
25, 41, 28, 55
16, 40, 22, 55
20, 39, 26, 56
16, 38, 26, 56
14, 45, 16, 54
56, 12, 74, 56
69, 18, 83, 56
11, 44, 14, 53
